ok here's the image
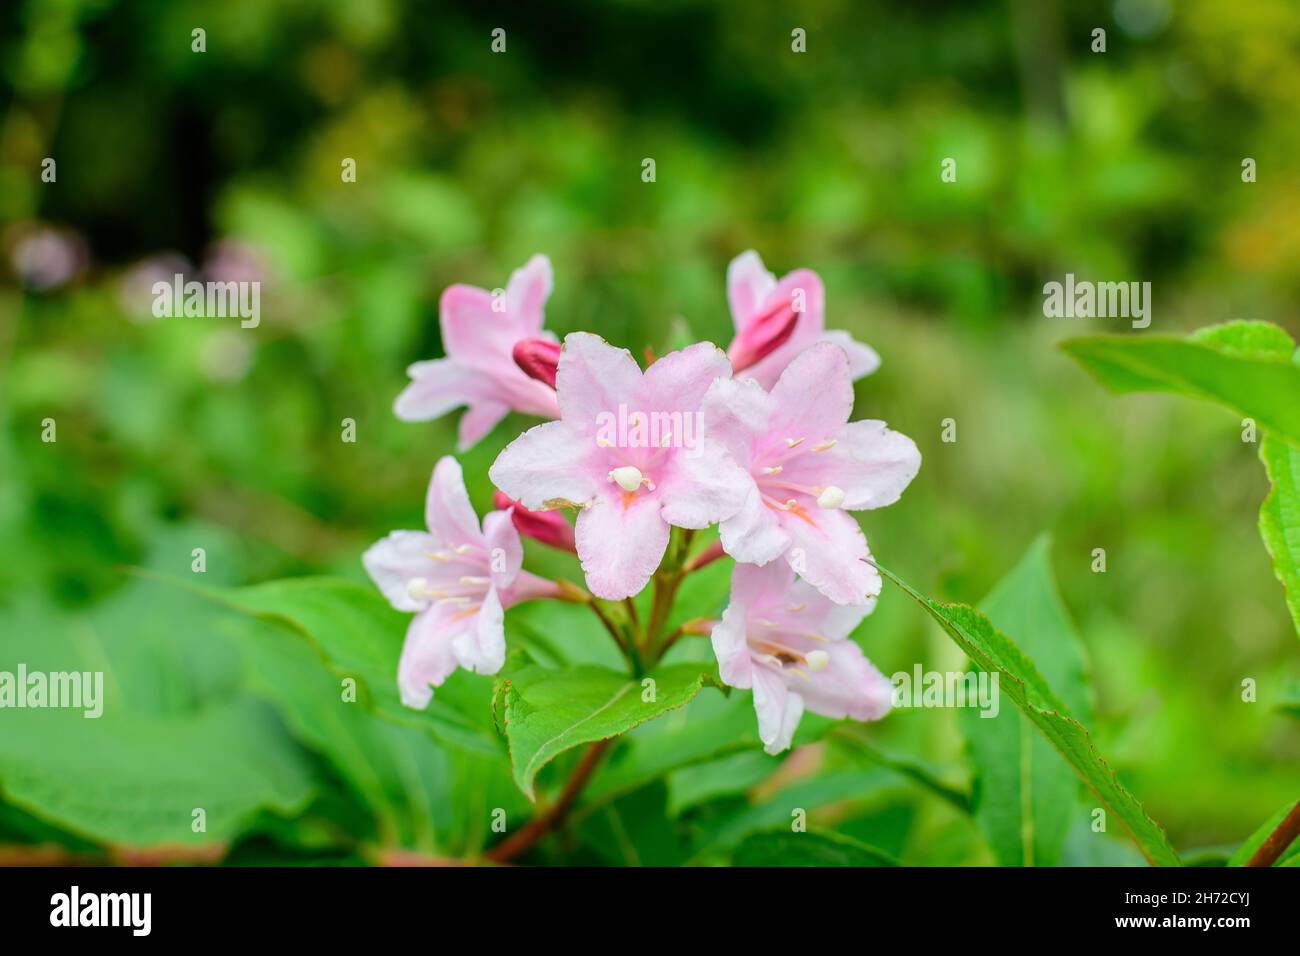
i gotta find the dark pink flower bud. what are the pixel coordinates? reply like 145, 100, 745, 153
512, 337, 561, 389
726, 294, 800, 374
493, 490, 577, 553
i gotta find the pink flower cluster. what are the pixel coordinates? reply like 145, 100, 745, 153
366, 252, 920, 753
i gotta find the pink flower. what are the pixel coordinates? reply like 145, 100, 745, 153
702, 342, 920, 606
493, 490, 577, 553
363, 457, 560, 709
725, 250, 880, 388
395, 255, 562, 450
489, 332, 750, 600
712, 560, 893, 754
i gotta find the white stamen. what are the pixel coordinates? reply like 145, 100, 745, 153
785, 437, 804, 448
763, 465, 783, 475
406, 577, 429, 600
805, 649, 830, 672
784, 603, 806, 613
453, 544, 474, 554
817, 485, 846, 509
609, 465, 644, 493
597, 437, 614, 448
813, 439, 837, 452
459, 576, 489, 585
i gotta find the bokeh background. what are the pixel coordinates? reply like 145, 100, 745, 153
1, 0, 1298, 865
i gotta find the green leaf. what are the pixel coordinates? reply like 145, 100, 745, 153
1259, 435, 1300, 637
0, 595, 315, 850
1061, 321, 1300, 445
1227, 801, 1300, 867
491, 654, 722, 800
732, 828, 899, 867
229, 614, 526, 857
199, 576, 502, 755
958, 536, 1092, 866
877, 564, 1180, 866
1064, 322, 1300, 640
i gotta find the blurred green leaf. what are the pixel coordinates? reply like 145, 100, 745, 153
1259, 436, 1300, 638
732, 828, 898, 867
959, 536, 1092, 866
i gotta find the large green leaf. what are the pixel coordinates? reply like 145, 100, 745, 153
959, 536, 1093, 866
202, 576, 502, 755
878, 565, 1180, 866
1259, 435, 1300, 636
491, 654, 722, 800
0, 593, 315, 850
230, 614, 526, 858
732, 828, 899, 867
1061, 321, 1300, 444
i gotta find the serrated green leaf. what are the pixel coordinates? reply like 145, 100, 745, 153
1259, 435, 1300, 637
877, 564, 1180, 867
959, 536, 1092, 866
732, 827, 899, 867
491, 655, 722, 800
1061, 320, 1300, 444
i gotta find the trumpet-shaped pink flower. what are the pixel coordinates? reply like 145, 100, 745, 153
702, 342, 920, 606
363, 457, 560, 709
395, 255, 562, 449
489, 332, 750, 600
726, 250, 880, 388
712, 560, 892, 754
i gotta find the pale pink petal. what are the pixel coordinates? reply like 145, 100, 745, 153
768, 342, 854, 440
701, 376, 775, 465
481, 509, 524, 589
394, 358, 476, 422
505, 254, 553, 336
751, 666, 804, 754
450, 585, 505, 675
457, 401, 510, 451
812, 420, 921, 510
659, 441, 750, 529
726, 250, 777, 331
556, 332, 644, 425
575, 492, 671, 600
439, 284, 503, 366
783, 578, 871, 641
718, 484, 790, 565
489, 420, 602, 511
640, 341, 732, 414
798, 641, 893, 723
425, 457, 482, 545
362, 530, 440, 612
500, 570, 563, 607
822, 329, 881, 380
398, 605, 467, 709
739, 269, 826, 388
783, 507, 881, 606
711, 600, 755, 689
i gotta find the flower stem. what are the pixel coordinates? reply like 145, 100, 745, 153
1245, 799, 1300, 867
484, 739, 613, 864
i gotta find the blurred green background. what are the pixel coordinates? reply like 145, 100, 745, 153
1, 0, 1298, 865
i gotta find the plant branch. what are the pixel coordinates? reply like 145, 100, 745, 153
1246, 799, 1300, 867
484, 739, 613, 864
